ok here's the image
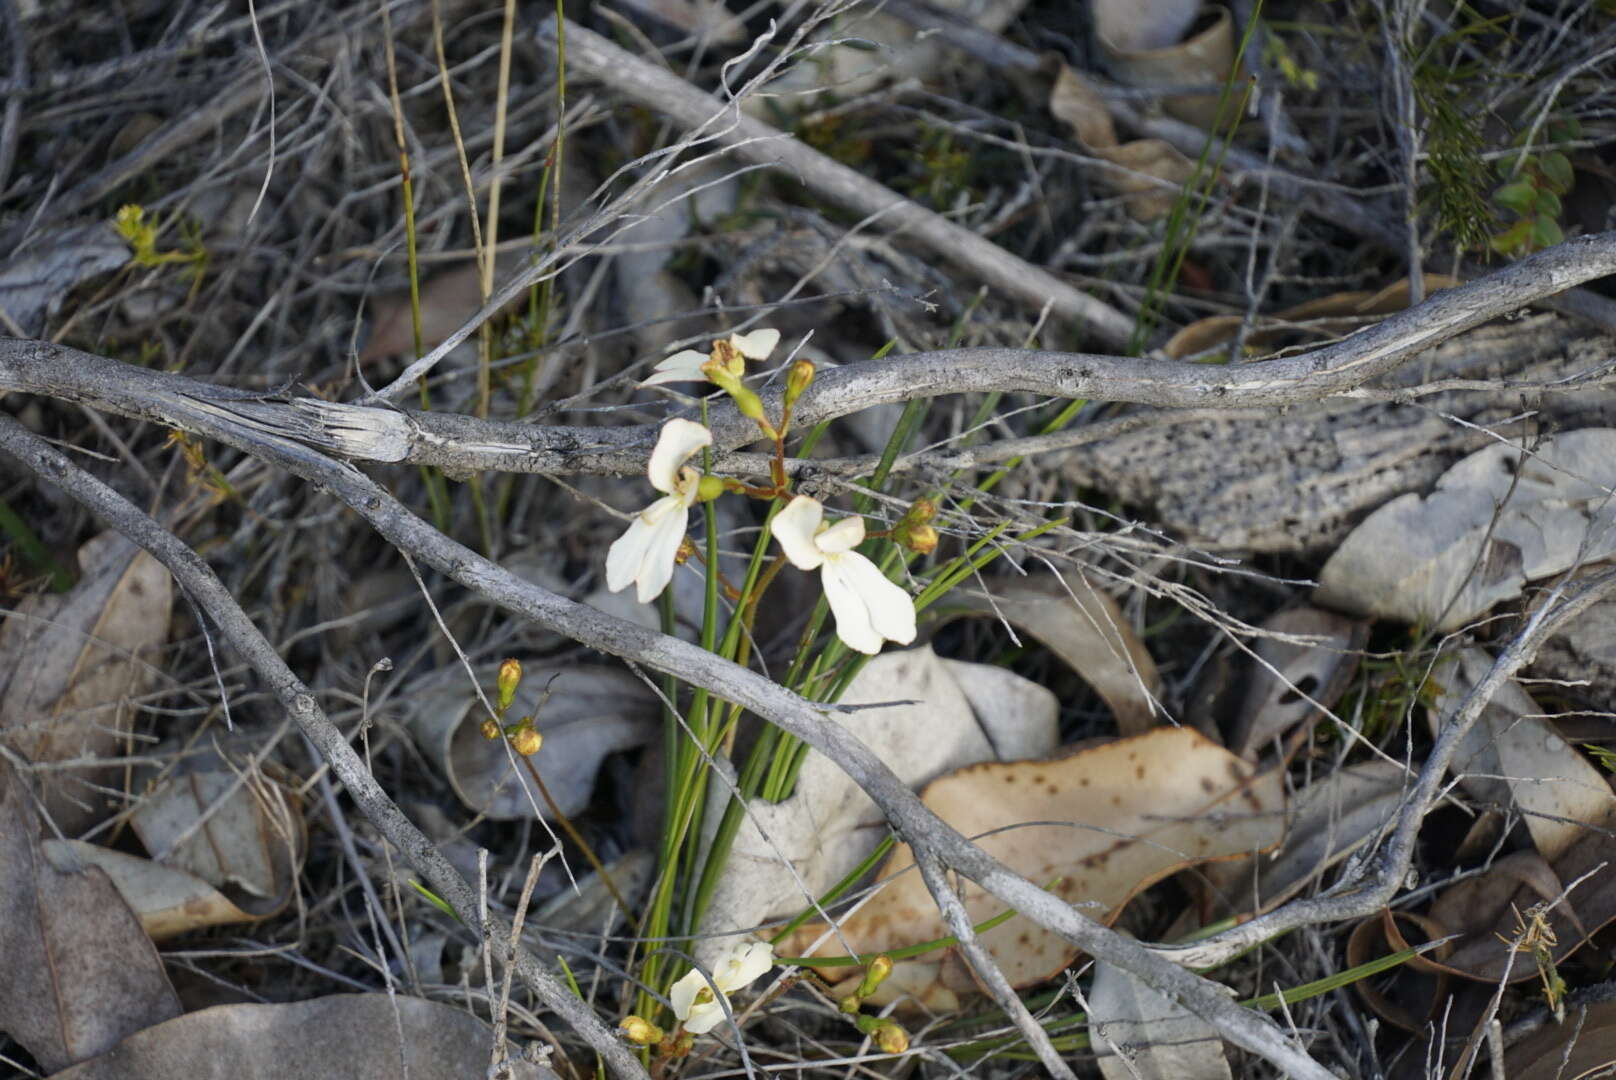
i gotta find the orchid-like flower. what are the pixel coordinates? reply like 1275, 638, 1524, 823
605, 419, 713, 603
773, 496, 917, 655
669, 940, 775, 1035
641, 328, 781, 387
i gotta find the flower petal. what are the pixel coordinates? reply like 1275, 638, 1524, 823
669, 968, 707, 1022
647, 418, 712, 494
682, 997, 727, 1035
820, 557, 882, 654
605, 496, 688, 602
836, 551, 917, 646
729, 327, 780, 360
641, 349, 709, 386
773, 496, 827, 570
634, 501, 689, 603
815, 515, 866, 554
714, 940, 774, 991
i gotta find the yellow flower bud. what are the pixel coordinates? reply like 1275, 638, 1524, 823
856, 955, 894, 997
839, 992, 863, 1014
620, 1015, 663, 1045
511, 726, 543, 756
784, 359, 815, 408
696, 474, 726, 503
905, 498, 937, 525
479, 717, 502, 740
900, 523, 938, 555
873, 1019, 908, 1055
496, 658, 522, 712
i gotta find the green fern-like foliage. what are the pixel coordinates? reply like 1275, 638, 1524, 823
1414, 69, 1496, 254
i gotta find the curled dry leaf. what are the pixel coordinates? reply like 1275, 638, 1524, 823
0, 531, 173, 834
1089, 956, 1233, 1080
695, 647, 1058, 964
1504, 999, 1616, 1077
781, 727, 1285, 1009
0, 762, 181, 1073
1226, 606, 1367, 760
404, 664, 657, 820
1316, 429, 1616, 632
1165, 274, 1462, 360
0, 222, 130, 335
42, 840, 274, 941
935, 570, 1162, 735
1430, 648, 1615, 863
129, 738, 304, 904
1050, 62, 1195, 221
1098, 6, 1237, 131
46, 994, 559, 1080
1345, 910, 1453, 1033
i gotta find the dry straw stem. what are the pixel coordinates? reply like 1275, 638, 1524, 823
533, 16, 1139, 351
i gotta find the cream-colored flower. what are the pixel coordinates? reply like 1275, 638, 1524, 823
669, 940, 775, 1035
605, 419, 712, 602
773, 496, 917, 655
641, 328, 781, 387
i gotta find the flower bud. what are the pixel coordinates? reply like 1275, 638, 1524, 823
855, 1014, 909, 1054
783, 359, 815, 408
839, 991, 863, 1014
696, 475, 726, 503
856, 955, 894, 998
496, 658, 522, 712
901, 498, 937, 526
899, 523, 937, 555
620, 1015, 663, 1045
479, 717, 501, 740
511, 725, 543, 756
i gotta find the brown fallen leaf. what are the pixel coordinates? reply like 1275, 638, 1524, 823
0, 531, 173, 834
1165, 274, 1463, 360
46, 994, 559, 1080
936, 569, 1162, 734
404, 664, 657, 821
41, 840, 271, 941
0, 761, 181, 1073
1089, 955, 1233, 1080
1504, 998, 1616, 1077
129, 738, 304, 905
1316, 429, 1616, 632
1049, 63, 1196, 221
1098, 6, 1238, 132
1226, 606, 1367, 760
781, 727, 1285, 1009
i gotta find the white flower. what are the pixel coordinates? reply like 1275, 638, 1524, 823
670, 940, 775, 1035
773, 496, 917, 655
641, 328, 781, 387
605, 419, 713, 603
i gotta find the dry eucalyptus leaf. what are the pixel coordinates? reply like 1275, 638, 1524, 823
1504, 999, 1616, 1077
1099, 6, 1236, 131
1424, 839, 1616, 984
1165, 274, 1462, 360
128, 740, 304, 905
937, 570, 1162, 734
0, 222, 130, 335
41, 840, 271, 941
1430, 648, 1616, 863
1089, 957, 1232, 1080
1049, 63, 1195, 220
0, 531, 173, 834
782, 727, 1285, 1009
1316, 429, 1616, 632
46, 994, 559, 1080
404, 664, 656, 820
694, 647, 1058, 963
1226, 607, 1367, 759
1092, 0, 1201, 52
0, 762, 180, 1073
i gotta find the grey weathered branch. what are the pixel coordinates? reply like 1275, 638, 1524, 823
2, 232, 1613, 485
